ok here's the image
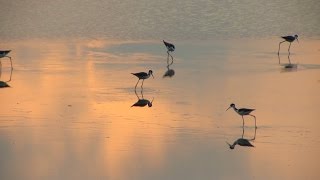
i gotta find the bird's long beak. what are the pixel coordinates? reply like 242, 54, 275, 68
226, 142, 232, 148
151, 73, 154, 79
226, 106, 231, 111
296, 38, 299, 43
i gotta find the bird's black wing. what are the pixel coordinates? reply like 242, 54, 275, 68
238, 108, 255, 113
237, 139, 254, 147
163, 40, 172, 47
0, 50, 11, 56
131, 99, 149, 107
281, 36, 295, 41
132, 72, 148, 76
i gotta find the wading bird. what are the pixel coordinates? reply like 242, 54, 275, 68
163, 40, 175, 53
278, 35, 299, 55
0, 50, 13, 69
226, 103, 257, 128
131, 70, 154, 89
163, 40, 175, 62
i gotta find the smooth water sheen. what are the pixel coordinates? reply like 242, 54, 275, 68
1, 1, 320, 180
1, 38, 320, 180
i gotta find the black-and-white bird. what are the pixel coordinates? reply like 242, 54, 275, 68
0, 50, 13, 69
226, 103, 257, 128
278, 35, 299, 55
131, 70, 154, 89
163, 40, 175, 52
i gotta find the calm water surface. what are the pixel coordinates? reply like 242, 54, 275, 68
0, 38, 319, 179
1, 0, 320, 180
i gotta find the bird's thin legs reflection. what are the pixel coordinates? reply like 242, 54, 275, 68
131, 87, 153, 107
0, 64, 13, 88
167, 51, 173, 65
278, 54, 298, 71
278, 53, 292, 64
163, 51, 175, 78
226, 126, 256, 150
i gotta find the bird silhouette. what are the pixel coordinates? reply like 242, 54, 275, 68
131, 70, 154, 89
226, 103, 257, 128
278, 35, 299, 55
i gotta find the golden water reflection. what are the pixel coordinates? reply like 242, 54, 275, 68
0, 38, 320, 179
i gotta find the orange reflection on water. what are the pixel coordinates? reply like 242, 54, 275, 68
0, 38, 320, 179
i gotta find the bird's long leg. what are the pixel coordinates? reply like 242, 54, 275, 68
241, 126, 245, 138
140, 85, 144, 99
167, 51, 170, 65
242, 116, 245, 127
287, 54, 291, 64
278, 53, 281, 64
278, 41, 285, 55
134, 88, 139, 100
135, 79, 140, 90
169, 53, 174, 65
249, 114, 257, 129
251, 125, 257, 141
7, 67, 12, 82
288, 42, 292, 55
6, 56, 13, 70
141, 79, 144, 88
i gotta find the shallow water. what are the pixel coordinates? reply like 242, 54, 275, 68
1, 0, 320, 179
0, 38, 320, 179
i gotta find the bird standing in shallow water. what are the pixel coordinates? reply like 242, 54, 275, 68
163, 40, 175, 63
163, 40, 175, 52
278, 35, 299, 55
0, 50, 13, 69
131, 70, 154, 89
226, 103, 257, 128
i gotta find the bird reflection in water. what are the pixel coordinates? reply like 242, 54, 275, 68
0, 64, 12, 88
163, 40, 175, 78
163, 50, 175, 78
131, 88, 154, 108
278, 54, 298, 72
226, 126, 256, 150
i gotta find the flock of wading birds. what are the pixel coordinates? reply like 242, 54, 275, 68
0, 35, 299, 148
132, 35, 299, 128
